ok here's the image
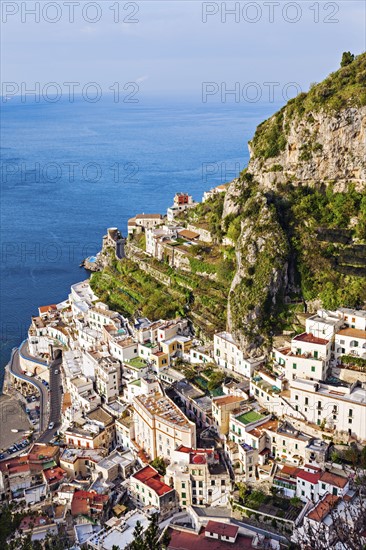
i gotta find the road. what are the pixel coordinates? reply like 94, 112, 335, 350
9, 343, 63, 444
38, 349, 62, 443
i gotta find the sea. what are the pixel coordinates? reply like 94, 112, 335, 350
0, 94, 281, 388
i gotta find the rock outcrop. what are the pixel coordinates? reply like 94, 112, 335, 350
223, 52, 366, 355
248, 106, 366, 191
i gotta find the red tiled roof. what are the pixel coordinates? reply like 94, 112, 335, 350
168, 528, 254, 550
133, 465, 173, 497
71, 490, 108, 516
280, 465, 301, 477
38, 304, 57, 314
307, 494, 339, 522
320, 471, 348, 488
297, 470, 321, 485
205, 521, 238, 538
293, 333, 329, 345
337, 328, 366, 339
212, 395, 243, 406
43, 466, 67, 484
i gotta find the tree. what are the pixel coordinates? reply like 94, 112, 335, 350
127, 514, 170, 550
150, 456, 166, 476
341, 51, 355, 67
237, 482, 248, 503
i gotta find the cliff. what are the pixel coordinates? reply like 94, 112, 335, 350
92, 53, 366, 355
224, 52, 366, 354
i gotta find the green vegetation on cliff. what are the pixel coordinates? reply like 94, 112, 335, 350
251, 52, 366, 160
91, 52, 365, 351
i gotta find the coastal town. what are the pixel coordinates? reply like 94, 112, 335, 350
1, 187, 365, 550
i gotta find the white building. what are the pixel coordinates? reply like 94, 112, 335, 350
334, 327, 366, 361
214, 332, 264, 378
133, 391, 196, 460
305, 310, 344, 340
129, 465, 178, 519
337, 308, 366, 330
289, 378, 366, 440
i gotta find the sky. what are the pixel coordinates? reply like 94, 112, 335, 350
1, 1, 366, 100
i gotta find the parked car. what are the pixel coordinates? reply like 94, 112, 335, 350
0, 454, 5, 460
31, 396, 37, 402
48, 422, 54, 430
54, 370, 59, 375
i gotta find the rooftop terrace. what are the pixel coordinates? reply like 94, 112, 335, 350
136, 392, 192, 428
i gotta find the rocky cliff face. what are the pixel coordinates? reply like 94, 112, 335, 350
227, 192, 289, 355
248, 106, 366, 192
223, 53, 366, 356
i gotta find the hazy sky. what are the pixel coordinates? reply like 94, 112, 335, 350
1, 1, 365, 100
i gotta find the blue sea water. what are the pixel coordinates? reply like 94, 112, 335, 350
0, 95, 279, 386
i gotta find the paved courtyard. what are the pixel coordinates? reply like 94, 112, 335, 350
0, 394, 31, 451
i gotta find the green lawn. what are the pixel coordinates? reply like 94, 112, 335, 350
236, 410, 264, 425
126, 357, 148, 369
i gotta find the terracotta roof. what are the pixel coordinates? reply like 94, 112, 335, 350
168, 527, 254, 550
307, 494, 340, 522
293, 333, 329, 345
71, 490, 108, 516
281, 465, 301, 477
38, 304, 57, 314
178, 229, 200, 240
297, 470, 321, 485
213, 395, 243, 406
43, 466, 67, 484
205, 521, 239, 538
320, 471, 348, 488
337, 327, 366, 339
132, 465, 173, 497
28, 444, 58, 461
247, 418, 278, 437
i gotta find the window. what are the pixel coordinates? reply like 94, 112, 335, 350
311, 366, 316, 372
349, 409, 353, 417
322, 483, 326, 490
305, 397, 309, 405
293, 363, 297, 369
349, 418, 352, 424
182, 482, 185, 489
314, 351, 318, 359
295, 395, 299, 401
181, 492, 186, 498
